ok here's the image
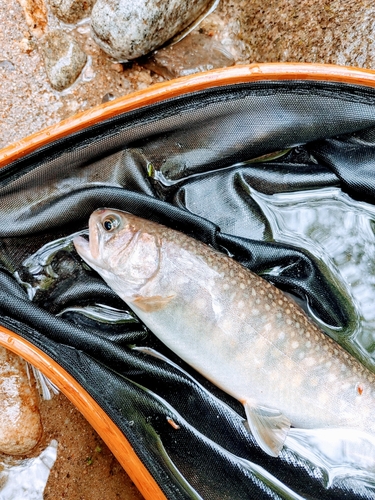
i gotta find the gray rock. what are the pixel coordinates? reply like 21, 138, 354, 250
143, 32, 235, 80
90, 0, 213, 61
48, 0, 97, 24
40, 30, 87, 91
0, 60, 15, 70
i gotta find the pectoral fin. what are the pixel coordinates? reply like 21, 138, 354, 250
243, 402, 291, 457
131, 294, 175, 312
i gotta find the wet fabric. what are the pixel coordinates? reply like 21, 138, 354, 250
1, 80, 375, 498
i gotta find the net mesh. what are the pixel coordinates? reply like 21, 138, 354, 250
1, 80, 375, 498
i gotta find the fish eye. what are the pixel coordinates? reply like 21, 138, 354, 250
102, 215, 120, 232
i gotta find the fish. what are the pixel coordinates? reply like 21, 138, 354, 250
73, 208, 375, 457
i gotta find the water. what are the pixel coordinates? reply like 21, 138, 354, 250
13, 187, 375, 497
56, 303, 136, 324
126, 351, 306, 500
147, 148, 292, 187
0, 440, 58, 500
250, 186, 375, 366
133, 348, 375, 495
16, 230, 88, 300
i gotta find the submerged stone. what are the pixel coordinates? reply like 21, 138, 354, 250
90, 0, 213, 61
0, 60, 16, 71
40, 30, 87, 91
143, 32, 235, 80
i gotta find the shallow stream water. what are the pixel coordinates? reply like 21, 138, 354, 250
250, 187, 375, 364
10, 184, 375, 497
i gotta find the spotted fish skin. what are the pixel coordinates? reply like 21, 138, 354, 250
74, 208, 375, 457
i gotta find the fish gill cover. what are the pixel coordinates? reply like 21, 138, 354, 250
2, 80, 375, 498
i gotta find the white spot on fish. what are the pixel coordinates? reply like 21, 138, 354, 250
221, 319, 232, 332
318, 391, 329, 404
328, 372, 337, 383
195, 298, 206, 309
310, 377, 319, 387
292, 341, 299, 349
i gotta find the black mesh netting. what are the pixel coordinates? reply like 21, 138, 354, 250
2, 80, 375, 498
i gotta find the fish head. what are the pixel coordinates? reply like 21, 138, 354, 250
73, 208, 161, 293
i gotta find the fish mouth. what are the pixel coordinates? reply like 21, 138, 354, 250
73, 209, 115, 267
88, 212, 101, 260
73, 234, 95, 266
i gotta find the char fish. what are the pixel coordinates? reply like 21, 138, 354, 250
73, 208, 375, 457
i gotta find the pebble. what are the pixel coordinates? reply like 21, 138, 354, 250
102, 92, 116, 102
17, 0, 48, 38
40, 30, 87, 91
19, 37, 36, 54
109, 62, 123, 73
144, 31, 235, 80
48, 0, 97, 24
90, 0, 213, 61
0, 60, 16, 70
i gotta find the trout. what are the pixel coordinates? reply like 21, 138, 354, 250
73, 208, 375, 457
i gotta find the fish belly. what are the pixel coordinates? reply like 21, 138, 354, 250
130, 266, 375, 437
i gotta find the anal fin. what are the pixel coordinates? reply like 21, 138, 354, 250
131, 294, 175, 312
243, 402, 291, 457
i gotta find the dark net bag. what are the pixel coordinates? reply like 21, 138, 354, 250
1, 65, 375, 499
